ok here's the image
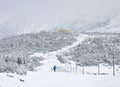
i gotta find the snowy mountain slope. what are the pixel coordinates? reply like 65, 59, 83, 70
82, 16, 120, 33
31, 33, 88, 68
62, 33, 120, 66
1, 32, 120, 75
0, 35, 120, 87
0, 31, 76, 74
52, 16, 120, 33
0, 18, 46, 39
85, 16, 120, 33
0, 31, 76, 53
53, 34, 88, 55
0, 0, 120, 38
1, 15, 120, 39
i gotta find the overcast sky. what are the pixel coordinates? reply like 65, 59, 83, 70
0, 0, 120, 31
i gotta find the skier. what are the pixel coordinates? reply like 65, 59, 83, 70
53, 65, 57, 72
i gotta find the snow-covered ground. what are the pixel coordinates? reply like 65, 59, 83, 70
0, 34, 120, 87
0, 51, 120, 87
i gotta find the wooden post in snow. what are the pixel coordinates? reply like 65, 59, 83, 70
82, 66, 84, 75
113, 49, 115, 76
98, 58, 100, 75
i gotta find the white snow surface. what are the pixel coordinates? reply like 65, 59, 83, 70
0, 34, 120, 87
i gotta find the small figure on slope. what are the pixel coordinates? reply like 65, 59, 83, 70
53, 65, 57, 72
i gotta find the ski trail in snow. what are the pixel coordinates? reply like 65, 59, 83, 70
54, 34, 88, 55
32, 34, 88, 57
32, 34, 89, 73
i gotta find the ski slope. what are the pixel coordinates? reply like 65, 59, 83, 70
0, 34, 120, 87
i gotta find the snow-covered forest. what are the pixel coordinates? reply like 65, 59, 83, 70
62, 33, 120, 66
0, 31, 76, 74
0, 32, 120, 87
1, 31, 120, 75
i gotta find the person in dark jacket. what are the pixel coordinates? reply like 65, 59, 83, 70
53, 65, 57, 72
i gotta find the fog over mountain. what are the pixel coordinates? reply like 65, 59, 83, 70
0, 0, 120, 38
